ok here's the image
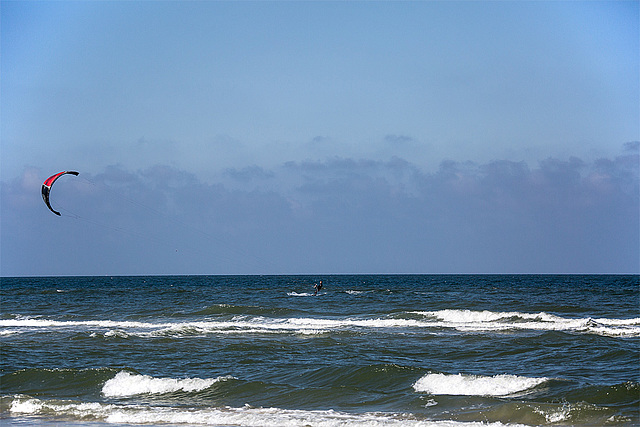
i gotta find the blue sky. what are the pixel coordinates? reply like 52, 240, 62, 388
1, 1, 638, 275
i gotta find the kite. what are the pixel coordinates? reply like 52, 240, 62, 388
42, 171, 79, 216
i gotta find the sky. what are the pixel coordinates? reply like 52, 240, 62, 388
1, 0, 638, 276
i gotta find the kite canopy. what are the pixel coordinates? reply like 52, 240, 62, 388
42, 171, 79, 216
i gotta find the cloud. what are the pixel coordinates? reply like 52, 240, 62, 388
624, 141, 639, 152
224, 166, 275, 184
1, 146, 638, 275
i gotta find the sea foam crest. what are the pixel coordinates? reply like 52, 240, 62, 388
11, 397, 113, 418
0, 318, 157, 328
412, 310, 640, 337
3, 311, 637, 337
286, 292, 314, 297
428, 309, 559, 323
102, 371, 232, 397
413, 373, 548, 396
10, 396, 524, 426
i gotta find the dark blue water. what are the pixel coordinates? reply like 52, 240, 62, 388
1, 275, 638, 426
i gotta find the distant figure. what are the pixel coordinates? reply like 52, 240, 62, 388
314, 280, 323, 296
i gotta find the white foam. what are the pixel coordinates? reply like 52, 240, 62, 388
11, 396, 114, 418
287, 292, 314, 296
537, 405, 571, 423
104, 329, 130, 338
9, 396, 523, 426
413, 373, 548, 396
0, 318, 159, 328
2, 311, 637, 337
10, 397, 44, 413
102, 371, 233, 397
427, 309, 559, 323
410, 310, 640, 337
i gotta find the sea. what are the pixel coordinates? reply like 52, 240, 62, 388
0, 275, 638, 426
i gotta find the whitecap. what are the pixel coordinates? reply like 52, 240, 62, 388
3, 311, 636, 338
11, 396, 114, 418
102, 371, 233, 397
9, 395, 526, 426
10, 397, 44, 414
409, 310, 640, 337
413, 373, 548, 396
104, 329, 130, 338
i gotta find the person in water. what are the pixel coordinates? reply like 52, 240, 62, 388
314, 280, 323, 295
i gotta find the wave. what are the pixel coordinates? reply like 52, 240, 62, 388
0, 318, 158, 329
3, 369, 637, 425
1, 368, 118, 397
294, 363, 420, 393
413, 373, 549, 397
0, 316, 422, 337
287, 291, 315, 297
102, 371, 234, 397
411, 310, 640, 337
192, 304, 299, 317
2, 309, 638, 338
6, 395, 523, 426
0, 368, 234, 401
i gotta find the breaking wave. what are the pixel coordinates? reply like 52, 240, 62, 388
8, 395, 523, 426
411, 310, 640, 337
2, 309, 638, 338
102, 371, 234, 397
413, 373, 549, 396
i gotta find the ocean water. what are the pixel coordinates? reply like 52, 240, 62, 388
0, 275, 638, 426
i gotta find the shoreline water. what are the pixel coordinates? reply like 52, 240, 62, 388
1, 275, 638, 426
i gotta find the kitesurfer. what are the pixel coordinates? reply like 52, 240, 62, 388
314, 280, 323, 296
